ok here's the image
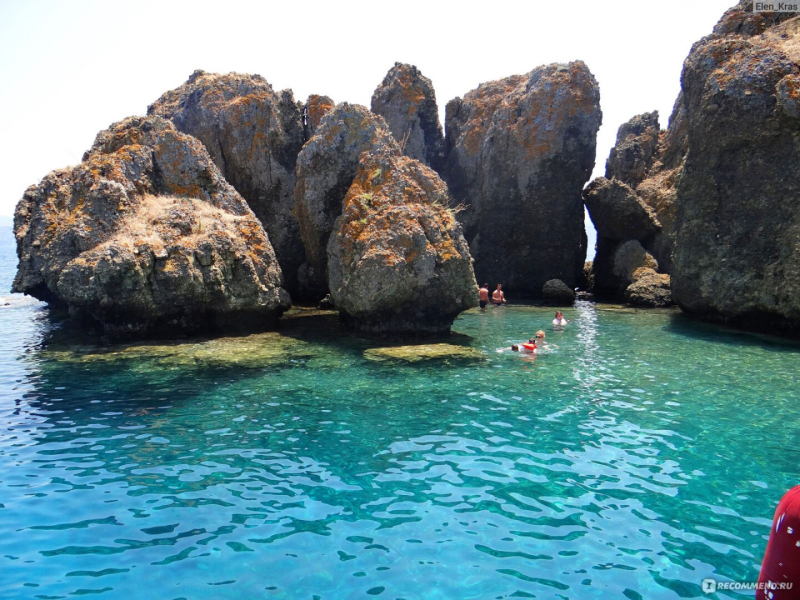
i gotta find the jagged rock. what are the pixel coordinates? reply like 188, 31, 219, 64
606, 111, 661, 188
371, 63, 446, 172
625, 268, 672, 308
148, 71, 307, 297
303, 94, 335, 140
327, 147, 477, 336
541, 279, 576, 306
672, 4, 800, 332
445, 61, 602, 297
13, 116, 290, 336
584, 177, 661, 242
294, 103, 399, 296
592, 239, 658, 299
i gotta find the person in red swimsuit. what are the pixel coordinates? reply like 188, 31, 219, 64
757, 485, 800, 599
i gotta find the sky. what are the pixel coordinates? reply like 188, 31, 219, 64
0, 0, 735, 249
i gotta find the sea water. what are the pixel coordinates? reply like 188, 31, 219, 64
1, 226, 799, 599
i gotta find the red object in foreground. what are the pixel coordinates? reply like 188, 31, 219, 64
757, 485, 800, 599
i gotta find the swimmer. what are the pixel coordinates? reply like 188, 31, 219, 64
553, 311, 570, 327
521, 339, 538, 353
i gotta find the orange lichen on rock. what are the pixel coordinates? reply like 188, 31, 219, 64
326, 148, 477, 336
13, 115, 290, 336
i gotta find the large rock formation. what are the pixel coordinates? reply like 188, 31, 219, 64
148, 71, 307, 297
671, 2, 800, 331
294, 103, 399, 296
327, 147, 477, 336
371, 63, 446, 172
445, 62, 602, 297
13, 116, 290, 336
583, 104, 687, 304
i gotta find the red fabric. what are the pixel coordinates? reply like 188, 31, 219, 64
757, 486, 800, 599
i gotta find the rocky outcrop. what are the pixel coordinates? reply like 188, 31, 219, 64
303, 94, 335, 140
13, 116, 290, 336
294, 103, 399, 296
592, 239, 658, 299
327, 147, 477, 336
625, 268, 671, 308
671, 2, 800, 331
445, 61, 602, 297
584, 177, 660, 243
584, 102, 687, 301
541, 279, 575, 306
371, 63, 446, 172
148, 71, 307, 297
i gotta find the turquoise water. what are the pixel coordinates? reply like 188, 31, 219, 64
1, 226, 800, 599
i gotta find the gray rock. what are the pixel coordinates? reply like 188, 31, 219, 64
327, 147, 477, 336
625, 268, 672, 308
13, 116, 290, 337
671, 8, 800, 331
542, 279, 576, 306
605, 111, 661, 188
445, 61, 602, 297
148, 71, 307, 297
584, 177, 661, 243
294, 103, 399, 296
592, 239, 658, 299
371, 63, 446, 172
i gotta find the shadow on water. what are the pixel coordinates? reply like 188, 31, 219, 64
666, 310, 800, 352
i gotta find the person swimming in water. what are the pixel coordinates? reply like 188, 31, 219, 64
553, 311, 570, 327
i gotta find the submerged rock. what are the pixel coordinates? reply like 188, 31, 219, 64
445, 61, 602, 297
671, 3, 800, 331
541, 279, 576, 306
13, 116, 290, 336
294, 103, 399, 295
371, 63, 446, 172
364, 343, 484, 363
148, 71, 307, 297
327, 147, 478, 337
46, 330, 311, 370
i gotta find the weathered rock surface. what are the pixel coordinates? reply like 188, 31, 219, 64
625, 268, 672, 308
303, 94, 335, 140
584, 177, 660, 243
294, 103, 399, 295
671, 2, 800, 331
541, 279, 576, 306
592, 239, 658, 299
13, 116, 290, 336
148, 71, 307, 296
605, 111, 661, 188
445, 61, 602, 297
371, 63, 446, 172
584, 102, 687, 300
327, 147, 477, 336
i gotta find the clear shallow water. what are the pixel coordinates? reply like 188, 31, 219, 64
1, 228, 800, 599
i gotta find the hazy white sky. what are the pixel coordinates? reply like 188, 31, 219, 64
0, 0, 733, 241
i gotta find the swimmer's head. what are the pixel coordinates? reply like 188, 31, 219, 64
536, 330, 545, 339
511, 344, 519, 352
